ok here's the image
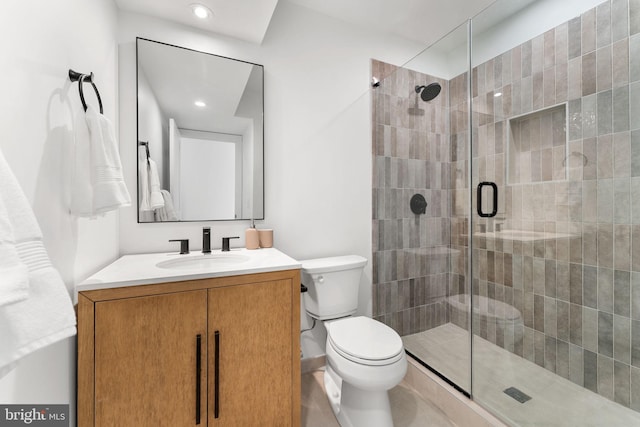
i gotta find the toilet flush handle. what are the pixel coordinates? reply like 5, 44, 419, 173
315, 275, 324, 284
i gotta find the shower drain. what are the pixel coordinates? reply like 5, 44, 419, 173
504, 387, 532, 403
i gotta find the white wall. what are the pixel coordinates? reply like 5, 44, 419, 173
0, 0, 120, 423
117, 1, 430, 357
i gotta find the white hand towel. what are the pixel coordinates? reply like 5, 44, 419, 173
138, 146, 151, 212
148, 158, 164, 210
85, 105, 131, 214
0, 150, 76, 378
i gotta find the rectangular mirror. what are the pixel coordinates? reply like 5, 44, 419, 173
136, 38, 264, 222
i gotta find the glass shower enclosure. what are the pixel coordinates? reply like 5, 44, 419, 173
372, 0, 640, 425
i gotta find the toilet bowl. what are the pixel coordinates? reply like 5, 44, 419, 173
323, 317, 407, 427
301, 256, 407, 427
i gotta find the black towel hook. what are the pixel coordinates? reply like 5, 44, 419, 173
139, 141, 150, 166
68, 69, 103, 114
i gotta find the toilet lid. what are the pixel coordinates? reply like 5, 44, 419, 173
328, 317, 403, 363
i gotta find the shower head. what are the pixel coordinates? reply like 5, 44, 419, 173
415, 82, 441, 102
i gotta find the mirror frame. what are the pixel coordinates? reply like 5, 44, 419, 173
135, 37, 265, 223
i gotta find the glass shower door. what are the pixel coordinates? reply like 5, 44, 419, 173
469, 0, 640, 425
371, 20, 474, 395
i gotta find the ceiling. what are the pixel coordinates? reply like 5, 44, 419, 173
114, 0, 279, 44
115, 0, 502, 46
287, 0, 495, 45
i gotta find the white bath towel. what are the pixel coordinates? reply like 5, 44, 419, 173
85, 105, 131, 214
148, 158, 164, 210
0, 149, 76, 378
0, 174, 28, 307
155, 190, 178, 221
138, 148, 164, 212
0, 187, 29, 306
138, 146, 151, 212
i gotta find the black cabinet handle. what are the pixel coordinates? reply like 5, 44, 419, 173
214, 330, 220, 419
196, 334, 201, 425
477, 182, 498, 218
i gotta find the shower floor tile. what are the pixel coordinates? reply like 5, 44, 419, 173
403, 323, 640, 427
301, 369, 456, 427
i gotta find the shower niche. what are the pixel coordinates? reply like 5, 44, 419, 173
506, 103, 568, 185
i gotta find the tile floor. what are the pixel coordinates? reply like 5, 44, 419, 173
301, 369, 456, 427
403, 323, 640, 427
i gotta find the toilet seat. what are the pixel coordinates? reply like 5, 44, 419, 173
327, 317, 404, 366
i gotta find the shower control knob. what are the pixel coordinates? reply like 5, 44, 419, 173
410, 194, 428, 215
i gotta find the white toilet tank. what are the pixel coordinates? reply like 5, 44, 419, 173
300, 255, 367, 320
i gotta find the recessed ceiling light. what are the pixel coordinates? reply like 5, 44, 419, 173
494, 92, 502, 97
194, 100, 207, 107
191, 4, 212, 19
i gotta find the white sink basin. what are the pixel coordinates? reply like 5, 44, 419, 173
156, 254, 250, 270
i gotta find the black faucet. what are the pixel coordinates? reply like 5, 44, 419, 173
221, 236, 240, 252
169, 239, 189, 254
202, 227, 211, 254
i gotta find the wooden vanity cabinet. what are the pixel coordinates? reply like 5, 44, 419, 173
77, 270, 301, 427
91, 290, 207, 426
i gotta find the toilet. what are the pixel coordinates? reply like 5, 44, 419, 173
301, 255, 407, 427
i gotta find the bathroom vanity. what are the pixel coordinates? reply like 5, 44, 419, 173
76, 249, 301, 427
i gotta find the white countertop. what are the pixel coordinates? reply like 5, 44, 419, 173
76, 248, 301, 297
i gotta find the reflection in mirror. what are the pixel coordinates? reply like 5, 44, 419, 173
136, 38, 264, 222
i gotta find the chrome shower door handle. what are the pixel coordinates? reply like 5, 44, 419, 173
477, 182, 498, 218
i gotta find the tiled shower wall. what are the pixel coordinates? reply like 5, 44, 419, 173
449, 0, 640, 411
371, 59, 452, 336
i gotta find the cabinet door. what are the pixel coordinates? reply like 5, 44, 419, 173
95, 290, 207, 427
209, 280, 294, 426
